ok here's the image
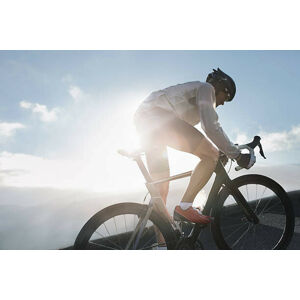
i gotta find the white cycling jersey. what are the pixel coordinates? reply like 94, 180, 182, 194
135, 81, 240, 159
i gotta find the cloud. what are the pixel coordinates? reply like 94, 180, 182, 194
19, 101, 32, 109
62, 76, 85, 101
0, 151, 80, 189
20, 100, 60, 122
69, 85, 83, 102
0, 151, 120, 191
234, 124, 300, 153
0, 122, 25, 137
0, 149, 145, 194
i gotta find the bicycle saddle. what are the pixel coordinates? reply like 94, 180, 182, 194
118, 148, 145, 159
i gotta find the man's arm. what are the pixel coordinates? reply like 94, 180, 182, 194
197, 83, 240, 159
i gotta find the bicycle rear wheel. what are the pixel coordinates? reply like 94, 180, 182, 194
74, 202, 177, 250
212, 175, 294, 250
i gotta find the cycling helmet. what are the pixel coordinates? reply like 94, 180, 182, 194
206, 68, 236, 101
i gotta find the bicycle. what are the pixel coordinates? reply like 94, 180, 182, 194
74, 136, 295, 250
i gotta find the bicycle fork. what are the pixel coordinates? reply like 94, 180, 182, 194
227, 184, 260, 224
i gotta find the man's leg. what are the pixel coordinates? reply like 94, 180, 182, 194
155, 115, 219, 206
181, 138, 219, 204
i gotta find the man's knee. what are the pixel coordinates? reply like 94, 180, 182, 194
192, 138, 219, 163
208, 147, 219, 163
202, 154, 219, 170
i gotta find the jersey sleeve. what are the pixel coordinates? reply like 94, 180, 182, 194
196, 83, 240, 159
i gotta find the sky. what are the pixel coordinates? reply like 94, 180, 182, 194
0, 50, 300, 195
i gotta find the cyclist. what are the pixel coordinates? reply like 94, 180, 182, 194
134, 68, 254, 224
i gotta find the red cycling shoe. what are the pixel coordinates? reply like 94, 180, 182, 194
174, 206, 212, 224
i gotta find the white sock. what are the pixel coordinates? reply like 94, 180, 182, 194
179, 202, 193, 210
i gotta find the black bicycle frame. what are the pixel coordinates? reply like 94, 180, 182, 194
129, 154, 259, 248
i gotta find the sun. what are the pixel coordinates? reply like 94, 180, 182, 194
75, 93, 147, 193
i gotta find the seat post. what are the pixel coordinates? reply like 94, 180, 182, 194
134, 156, 166, 210
134, 156, 152, 183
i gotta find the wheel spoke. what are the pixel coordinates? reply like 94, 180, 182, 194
103, 222, 110, 236
257, 187, 272, 212
231, 223, 252, 249
113, 217, 122, 249
254, 186, 266, 213
260, 200, 282, 215
253, 224, 256, 249
254, 186, 260, 213
255, 184, 258, 205
89, 241, 120, 250
240, 225, 252, 250
246, 185, 250, 201
259, 198, 274, 217
224, 222, 248, 240
124, 215, 128, 233
94, 230, 122, 249
113, 217, 118, 235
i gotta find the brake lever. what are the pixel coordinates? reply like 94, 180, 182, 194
258, 143, 266, 159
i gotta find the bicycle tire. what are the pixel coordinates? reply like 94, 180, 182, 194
74, 202, 177, 250
211, 174, 295, 250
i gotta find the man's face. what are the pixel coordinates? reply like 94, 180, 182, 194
216, 90, 229, 107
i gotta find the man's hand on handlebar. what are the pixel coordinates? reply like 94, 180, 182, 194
236, 153, 253, 169
221, 136, 265, 171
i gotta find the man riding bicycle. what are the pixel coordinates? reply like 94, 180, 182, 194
134, 68, 254, 224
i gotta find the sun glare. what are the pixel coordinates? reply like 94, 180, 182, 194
76, 93, 146, 193
79, 94, 203, 194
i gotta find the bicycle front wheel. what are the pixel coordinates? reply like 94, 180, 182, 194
212, 175, 294, 250
74, 202, 177, 250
